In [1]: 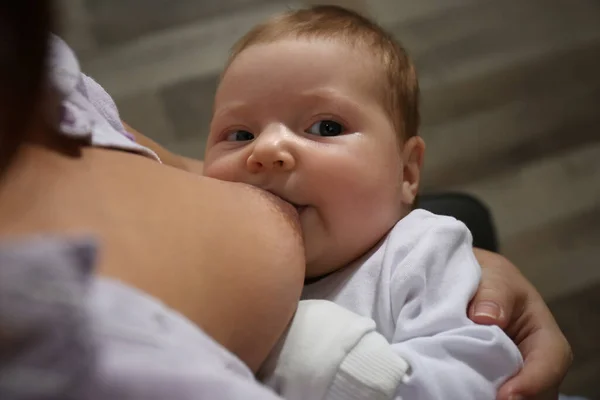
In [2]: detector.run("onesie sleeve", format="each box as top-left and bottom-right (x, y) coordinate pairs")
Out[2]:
(388, 217), (523, 399)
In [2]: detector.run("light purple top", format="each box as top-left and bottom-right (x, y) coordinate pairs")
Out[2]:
(48, 35), (161, 162)
(0, 237), (283, 399)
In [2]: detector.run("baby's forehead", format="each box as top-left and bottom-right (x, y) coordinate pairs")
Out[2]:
(223, 37), (386, 89)
(221, 41), (383, 105)
(216, 36), (402, 134)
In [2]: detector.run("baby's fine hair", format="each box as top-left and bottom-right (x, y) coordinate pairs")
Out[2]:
(225, 5), (420, 141)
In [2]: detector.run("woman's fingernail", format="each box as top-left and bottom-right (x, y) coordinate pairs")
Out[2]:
(473, 301), (501, 320)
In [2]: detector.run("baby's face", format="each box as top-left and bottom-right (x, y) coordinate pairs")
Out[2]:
(204, 38), (417, 277)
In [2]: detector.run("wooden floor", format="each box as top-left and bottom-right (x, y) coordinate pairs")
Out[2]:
(60, 0), (600, 397)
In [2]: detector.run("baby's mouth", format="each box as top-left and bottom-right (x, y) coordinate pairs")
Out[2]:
(290, 203), (307, 214)
(259, 191), (301, 223)
(264, 190), (307, 215)
(293, 204), (307, 214)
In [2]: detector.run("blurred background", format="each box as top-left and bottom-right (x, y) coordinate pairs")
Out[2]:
(58, 0), (600, 396)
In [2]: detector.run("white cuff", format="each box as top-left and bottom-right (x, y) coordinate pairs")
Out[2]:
(260, 300), (411, 400)
(327, 330), (410, 400)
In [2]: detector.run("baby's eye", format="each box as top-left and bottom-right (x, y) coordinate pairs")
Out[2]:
(305, 120), (345, 137)
(226, 130), (255, 142)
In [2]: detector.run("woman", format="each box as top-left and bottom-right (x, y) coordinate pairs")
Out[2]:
(1, 4), (304, 399)
(0, 2), (570, 399)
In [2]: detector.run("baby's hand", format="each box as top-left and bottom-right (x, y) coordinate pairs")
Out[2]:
(259, 300), (409, 400)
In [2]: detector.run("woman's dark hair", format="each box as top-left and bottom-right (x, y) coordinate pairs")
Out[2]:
(0, 1), (53, 174)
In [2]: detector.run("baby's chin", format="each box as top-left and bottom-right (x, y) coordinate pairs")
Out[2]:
(303, 246), (348, 281)
(301, 221), (349, 279)
(303, 227), (387, 281)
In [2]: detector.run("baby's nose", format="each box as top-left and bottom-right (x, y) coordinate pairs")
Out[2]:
(247, 127), (296, 173)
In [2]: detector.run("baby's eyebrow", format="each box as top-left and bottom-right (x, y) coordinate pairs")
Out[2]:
(299, 88), (360, 105)
(212, 101), (248, 120)
(298, 89), (365, 115)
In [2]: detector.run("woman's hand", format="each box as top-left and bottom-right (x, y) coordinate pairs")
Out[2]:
(471, 248), (572, 400)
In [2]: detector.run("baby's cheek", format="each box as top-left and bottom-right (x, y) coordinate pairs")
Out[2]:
(201, 161), (221, 179)
(202, 156), (240, 182)
(346, 174), (402, 232)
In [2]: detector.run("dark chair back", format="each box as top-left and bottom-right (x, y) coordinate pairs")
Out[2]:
(418, 193), (498, 252)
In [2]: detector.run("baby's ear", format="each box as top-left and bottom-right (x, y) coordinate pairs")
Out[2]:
(401, 136), (425, 206)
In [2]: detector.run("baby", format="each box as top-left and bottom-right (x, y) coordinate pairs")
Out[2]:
(203, 5), (522, 399)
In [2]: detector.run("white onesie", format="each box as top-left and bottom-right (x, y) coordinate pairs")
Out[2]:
(265, 210), (523, 400)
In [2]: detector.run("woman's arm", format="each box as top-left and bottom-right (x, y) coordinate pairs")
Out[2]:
(471, 249), (572, 400)
(122, 121), (205, 174)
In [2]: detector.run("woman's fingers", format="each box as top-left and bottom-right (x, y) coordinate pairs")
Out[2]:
(469, 249), (522, 329)
(497, 334), (570, 400)
(471, 248), (572, 400)
(497, 299), (572, 400)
